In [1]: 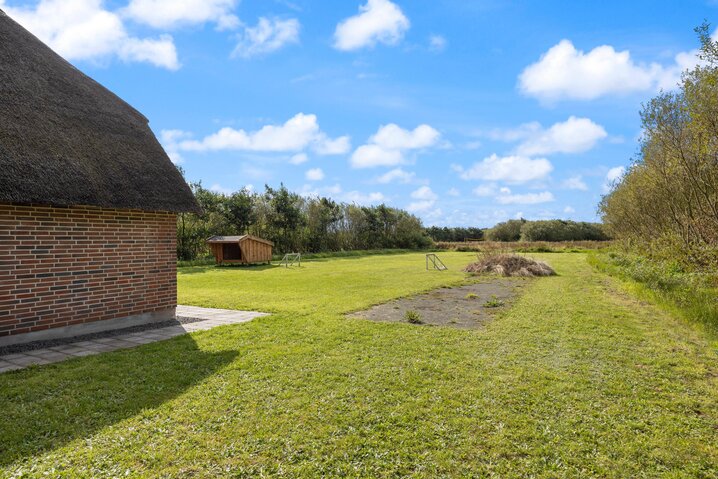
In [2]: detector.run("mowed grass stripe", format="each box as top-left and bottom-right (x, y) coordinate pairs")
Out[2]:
(0, 253), (716, 477)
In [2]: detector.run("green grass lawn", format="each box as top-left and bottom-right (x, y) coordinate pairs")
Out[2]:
(1, 252), (717, 477)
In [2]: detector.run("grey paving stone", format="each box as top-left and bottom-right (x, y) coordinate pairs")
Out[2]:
(2, 306), (267, 371)
(6, 355), (51, 367)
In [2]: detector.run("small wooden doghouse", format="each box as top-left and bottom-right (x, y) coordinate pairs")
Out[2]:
(207, 235), (274, 265)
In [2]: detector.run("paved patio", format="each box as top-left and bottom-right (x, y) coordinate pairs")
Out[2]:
(0, 306), (268, 373)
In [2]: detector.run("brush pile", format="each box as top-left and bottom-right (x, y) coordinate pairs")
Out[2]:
(464, 253), (556, 277)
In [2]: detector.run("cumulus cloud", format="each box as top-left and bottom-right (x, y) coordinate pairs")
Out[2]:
(232, 17), (300, 58)
(517, 117), (607, 156)
(407, 186), (438, 213)
(369, 123), (440, 150)
(603, 165), (626, 192)
(334, 0), (409, 51)
(562, 175), (588, 191)
(564, 206), (576, 214)
(2, 0), (179, 69)
(313, 135), (352, 155)
(447, 187), (460, 197)
(489, 117), (607, 156)
(160, 129), (193, 164)
(496, 191), (555, 205)
(350, 145), (405, 168)
(606, 166), (626, 182)
(410, 186), (437, 201)
(454, 154), (553, 183)
(124, 0), (239, 29)
(178, 113), (349, 155)
(350, 123), (441, 168)
(305, 168), (325, 181)
(375, 168), (416, 184)
(519, 39), (703, 101)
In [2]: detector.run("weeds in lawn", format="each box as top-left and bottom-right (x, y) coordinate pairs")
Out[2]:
(483, 295), (505, 308)
(465, 293), (479, 300)
(404, 310), (423, 324)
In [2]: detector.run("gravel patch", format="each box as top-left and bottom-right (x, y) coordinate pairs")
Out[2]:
(347, 279), (531, 329)
(0, 316), (206, 356)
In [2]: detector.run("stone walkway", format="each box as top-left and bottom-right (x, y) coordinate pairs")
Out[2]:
(0, 306), (268, 373)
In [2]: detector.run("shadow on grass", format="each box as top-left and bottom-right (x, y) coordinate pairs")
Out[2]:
(0, 334), (237, 468)
(178, 263), (281, 275)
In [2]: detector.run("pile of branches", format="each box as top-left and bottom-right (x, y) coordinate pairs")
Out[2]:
(464, 253), (555, 277)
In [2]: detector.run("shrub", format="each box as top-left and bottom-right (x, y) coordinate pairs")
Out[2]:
(404, 310), (423, 324)
(485, 219), (526, 242)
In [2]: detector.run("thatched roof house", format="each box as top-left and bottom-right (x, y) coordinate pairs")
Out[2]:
(0, 9), (199, 346)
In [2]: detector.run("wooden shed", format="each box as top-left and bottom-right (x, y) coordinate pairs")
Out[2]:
(207, 235), (274, 265)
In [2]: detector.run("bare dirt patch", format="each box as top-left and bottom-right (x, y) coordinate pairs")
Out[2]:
(347, 278), (531, 329)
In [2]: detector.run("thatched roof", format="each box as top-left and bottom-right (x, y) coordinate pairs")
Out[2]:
(207, 235), (274, 246)
(0, 9), (200, 213)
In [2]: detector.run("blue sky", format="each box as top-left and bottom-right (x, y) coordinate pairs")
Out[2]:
(3, 0), (716, 226)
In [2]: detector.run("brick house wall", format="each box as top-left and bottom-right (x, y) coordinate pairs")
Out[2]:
(0, 203), (177, 339)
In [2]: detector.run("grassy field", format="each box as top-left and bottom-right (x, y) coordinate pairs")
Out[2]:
(1, 252), (717, 477)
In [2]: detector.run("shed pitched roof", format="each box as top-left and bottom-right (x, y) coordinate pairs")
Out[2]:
(0, 9), (200, 213)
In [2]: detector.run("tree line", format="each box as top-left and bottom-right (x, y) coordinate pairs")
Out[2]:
(176, 182), (432, 260)
(484, 219), (609, 242)
(600, 24), (718, 271)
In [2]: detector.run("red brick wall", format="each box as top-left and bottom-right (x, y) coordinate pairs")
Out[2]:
(0, 204), (177, 338)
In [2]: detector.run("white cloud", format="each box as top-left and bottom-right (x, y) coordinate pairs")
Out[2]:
(375, 168), (416, 184)
(179, 113), (348, 155)
(232, 17), (300, 58)
(289, 153), (309, 165)
(344, 191), (386, 204)
(124, 0), (239, 29)
(454, 154), (553, 183)
(496, 191), (555, 205)
(350, 123), (441, 168)
(2, 0), (179, 69)
(603, 165), (626, 192)
(519, 39), (703, 101)
(429, 34), (446, 52)
(606, 166), (626, 182)
(333, 0), (409, 51)
(564, 206), (576, 214)
(314, 135), (352, 155)
(161, 129), (193, 164)
(350, 144), (404, 168)
(563, 175), (588, 191)
(407, 186), (437, 213)
(370, 123), (440, 150)
(488, 117), (607, 156)
(305, 168), (325, 181)
(515, 117), (607, 156)
(447, 187), (460, 197)
(410, 186), (437, 201)
(407, 200), (435, 213)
